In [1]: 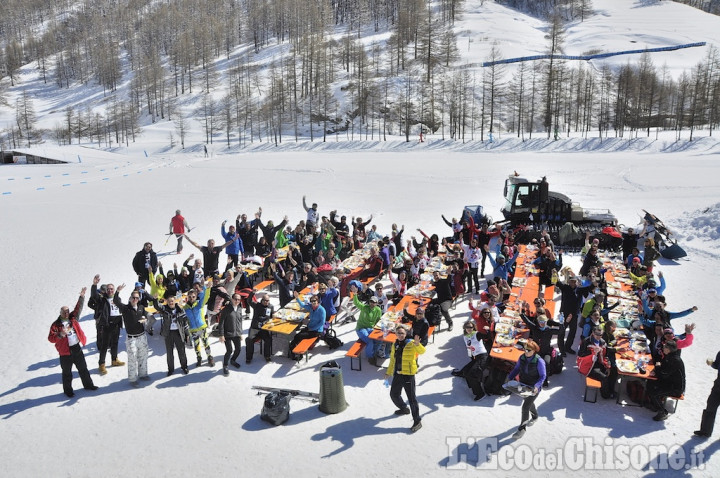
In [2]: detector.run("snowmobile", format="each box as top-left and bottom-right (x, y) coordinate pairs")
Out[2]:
(641, 210), (687, 260)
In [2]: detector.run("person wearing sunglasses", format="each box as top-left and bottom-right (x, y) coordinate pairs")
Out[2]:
(451, 321), (489, 401)
(48, 287), (98, 398)
(113, 284), (151, 387)
(385, 325), (426, 433)
(289, 292), (327, 361)
(506, 339), (546, 439)
(245, 293), (275, 364)
(648, 340), (685, 421)
(577, 326), (615, 399)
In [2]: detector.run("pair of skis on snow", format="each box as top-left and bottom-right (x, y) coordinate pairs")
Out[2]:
(251, 385), (319, 402)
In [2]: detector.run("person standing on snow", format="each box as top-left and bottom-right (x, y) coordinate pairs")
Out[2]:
(220, 220), (244, 271)
(302, 196), (319, 234)
(506, 339), (546, 439)
(88, 274), (125, 376)
(385, 325), (426, 433)
(184, 234), (238, 279)
(184, 285), (214, 368)
(48, 288), (99, 398)
(170, 210), (189, 254)
(113, 284), (151, 387)
(695, 350), (720, 438)
(132, 242), (158, 287)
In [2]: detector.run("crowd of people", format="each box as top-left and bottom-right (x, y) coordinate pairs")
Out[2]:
(49, 200), (714, 438)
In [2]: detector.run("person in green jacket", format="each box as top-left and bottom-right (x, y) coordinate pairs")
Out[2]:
(385, 325), (426, 432)
(351, 286), (383, 364)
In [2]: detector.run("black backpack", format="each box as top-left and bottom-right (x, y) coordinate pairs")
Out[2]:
(548, 348), (564, 375)
(425, 304), (442, 326)
(322, 329), (344, 350)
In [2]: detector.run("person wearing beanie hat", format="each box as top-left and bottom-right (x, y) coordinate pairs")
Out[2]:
(648, 339), (686, 421)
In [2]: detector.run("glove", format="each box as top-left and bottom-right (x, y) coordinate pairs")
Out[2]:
(383, 377), (390, 388)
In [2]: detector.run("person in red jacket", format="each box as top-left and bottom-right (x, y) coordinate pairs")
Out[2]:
(170, 209), (189, 253)
(48, 288), (99, 398)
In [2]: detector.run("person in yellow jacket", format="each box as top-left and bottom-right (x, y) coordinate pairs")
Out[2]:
(146, 266), (167, 335)
(385, 325), (425, 432)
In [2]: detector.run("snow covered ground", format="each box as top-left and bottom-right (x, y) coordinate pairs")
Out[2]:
(1, 140), (719, 477)
(1, 0), (720, 476)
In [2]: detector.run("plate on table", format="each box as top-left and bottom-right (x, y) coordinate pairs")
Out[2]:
(616, 359), (639, 374)
(632, 342), (649, 353)
(613, 328), (630, 338)
(496, 335), (514, 347)
(492, 348), (503, 353)
(495, 323), (512, 335)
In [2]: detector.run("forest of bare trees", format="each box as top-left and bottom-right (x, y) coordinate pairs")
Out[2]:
(0, 0), (719, 149)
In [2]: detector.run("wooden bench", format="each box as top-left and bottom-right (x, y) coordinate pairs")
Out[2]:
(665, 394), (685, 413)
(584, 377), (602, 403)
(346, 340), (366, 371)
(292, 337), (320, 363)
(253, 280), (275, 292)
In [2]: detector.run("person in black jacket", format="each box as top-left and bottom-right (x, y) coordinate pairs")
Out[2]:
(219, 293), (244, 375)
(153, 294), (189, 376)
(579, 246), (602, 277)
(88, 274), (125, 375)
(695, 350), (720, 438)
(237, 217), (259, 256)
(431, 271), (454, 331)
(621, 228), (640, 262)
(533, 249), (562, 289)
(271, 263), (296, 307)
(329, 210), (350, 237)
(401, 307), (429, 346)
(257, 216), (288, 243)
(113, 285), (150, 386)
(132, 242), (158, 286)
(648, 340), (686, 421)
(245, 293), (274, 363)
(555, 275), (593, 356)
(185, 235), (237, 278)
(519, 312), (560, 383)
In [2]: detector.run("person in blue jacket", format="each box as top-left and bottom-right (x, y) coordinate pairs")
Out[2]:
(318, 282), (339, 318)
(221, 220), (244, 271)
(484, 242), (518, 281)
(507, 339), (546, 439)
(288, 291), (327, 361)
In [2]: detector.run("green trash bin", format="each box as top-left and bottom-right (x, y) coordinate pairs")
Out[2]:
(319, 361), (348, 414)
